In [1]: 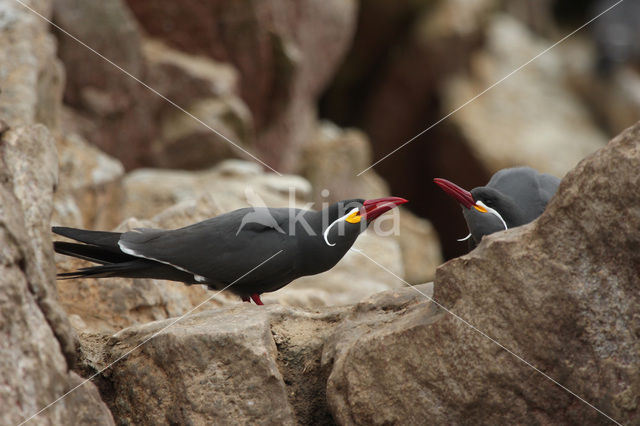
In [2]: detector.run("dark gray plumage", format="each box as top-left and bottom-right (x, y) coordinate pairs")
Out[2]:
(434, 167), (560, 248)
(53, 197), (407, 304)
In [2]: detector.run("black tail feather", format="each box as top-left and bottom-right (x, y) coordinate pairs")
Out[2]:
(54, 241), (134, 264)
(56, 261), (153, 279)
(56, 259), (199, 283)
(53, 226), (199, 283)
(52, 226), (123, 253)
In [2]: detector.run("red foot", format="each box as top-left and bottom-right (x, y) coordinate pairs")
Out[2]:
(242, 296), (250, 303)
(250, 293), (264, 305)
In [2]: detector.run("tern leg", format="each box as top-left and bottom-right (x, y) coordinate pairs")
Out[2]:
(250, 294), (264, 305)
(242, 296), (250, 303)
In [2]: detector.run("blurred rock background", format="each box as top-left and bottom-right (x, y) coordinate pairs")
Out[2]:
(1, 0), (639, 424)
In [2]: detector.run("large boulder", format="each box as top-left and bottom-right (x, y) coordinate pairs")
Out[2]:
(99, 307), (296, 425)
(325, 123), (640, 424)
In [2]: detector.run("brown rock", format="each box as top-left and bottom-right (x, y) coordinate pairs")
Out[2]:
(302, 121), (389, 206)
(80, 284), (434, 425)
(397, 209), (442, 284)
(101, 307), (296, 425)
(325, 122), (640, 424)
(0, 0), (64, 130)
(53, 0), (158, 169)
(126, 0), (358, 171)
(443, 14), (607, 177)
(122, 160), (312, 222)
(53, 132), (125, 229)
(0, 123), (113, 424)
(143, 39), (255, 169)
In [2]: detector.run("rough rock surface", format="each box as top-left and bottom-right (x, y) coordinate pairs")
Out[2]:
(101, 308), (296, 425)
(0, 124), (114, 425)
(0, 1), (113, 422)
(53, 0), (156, 168)
(302, 121), (389, 206)
(0, 0), (64, 130)
(444, 14), (608, 177)
(80, 283), (435, 425)
(326, 123), (640, 424)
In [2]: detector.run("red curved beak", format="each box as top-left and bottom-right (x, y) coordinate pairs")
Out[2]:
(433, 178), (474, 209)
(361, 197), (408, 221)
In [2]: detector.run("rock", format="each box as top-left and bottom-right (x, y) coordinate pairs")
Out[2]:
(0, 123), (114, 425)
(99, 307), (296, 425)
(126, 0), (358, 171)
(54, 0), (259, 170)
(302, 121), (389, 206)
(443, 14), (608, 177)
(323, 284), (438, 425)
(0, 0), (64, 130)
(397, 210), (442, 284)
(81, 284), (435, 425)
(53, 0), (159, 169)
(122, 159), (312, 221)
(143, 39), (255, 169)
(326, 122), (640, 424)
(53, 132), (125, 229)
